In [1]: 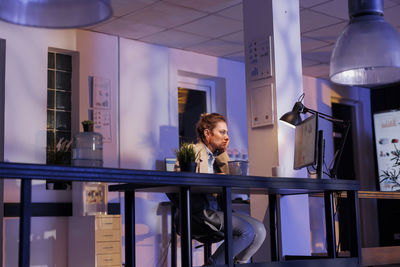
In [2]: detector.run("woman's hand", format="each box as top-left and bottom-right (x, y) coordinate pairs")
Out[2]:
(222, 137), (230, 152)
(217, 137), (229, 155)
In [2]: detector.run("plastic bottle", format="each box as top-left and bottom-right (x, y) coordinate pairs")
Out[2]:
(72, 132), (103, 167)
(72, 131), (106, 215)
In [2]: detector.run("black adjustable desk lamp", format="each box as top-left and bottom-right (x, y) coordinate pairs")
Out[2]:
(280, 95), (351, 179)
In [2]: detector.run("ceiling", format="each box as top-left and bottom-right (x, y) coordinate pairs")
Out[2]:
(86, 0), (400, 80)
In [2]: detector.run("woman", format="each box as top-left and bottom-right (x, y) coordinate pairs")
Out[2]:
(189, 113), (266, 265)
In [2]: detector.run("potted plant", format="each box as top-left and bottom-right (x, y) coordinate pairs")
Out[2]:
(175, 143), (198, 172)
(51, 137), (72, 165)
(81, 120), (94, 132)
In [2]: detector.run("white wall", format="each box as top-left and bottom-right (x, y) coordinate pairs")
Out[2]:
(2, 23), (76, 203)
(120, 39), (171, 171)
(243, 0), (311, 259)
(119, 38), (247, 171)
(76, 30), (119, 168)
(0, 21), (78, 267)
(0, 22), (249, 267)
(119, 37), (248, 266)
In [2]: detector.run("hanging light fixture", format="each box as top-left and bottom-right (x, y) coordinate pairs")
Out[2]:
(330, 0), (400, 87)
(0, 0), (112, 29)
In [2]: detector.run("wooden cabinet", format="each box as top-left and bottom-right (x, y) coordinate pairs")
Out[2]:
(68, 215), (122, 267)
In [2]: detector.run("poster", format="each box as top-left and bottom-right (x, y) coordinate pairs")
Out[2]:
(94, 110), (112, 143)
(247, 36), (272, 81)
(92, 77), (112, 143)
(374, 110), (400, 191)
(93, 77), (111, 109)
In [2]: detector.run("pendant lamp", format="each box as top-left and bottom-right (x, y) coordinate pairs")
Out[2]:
(330, 0), (400, 87)
(0, 0), (112, 28)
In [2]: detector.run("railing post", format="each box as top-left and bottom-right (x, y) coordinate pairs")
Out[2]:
(180, 187), (192, 267)
(19, 179), (31, 267)
(170, 205), (177, 267)
(223, 187), (233, 267)
(125, 191), (135, 267)
(269, 194), (283, 261)
(347, 191), (361, 262)
(324, 191), (336, 258)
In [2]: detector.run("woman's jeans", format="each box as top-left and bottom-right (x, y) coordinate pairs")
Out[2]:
(208, 211), (266, 264)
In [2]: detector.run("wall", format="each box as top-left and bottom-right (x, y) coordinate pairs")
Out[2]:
(76, 30), (119, 169)
(303, 75), (378, 251)
(0, 21), (77, 267)
(119, 37), (247, 266)
(243, 0), (311, 259)
(119, 39), (247, 172)
(0, 22), (248, 266)
(0, 18), (376, 266)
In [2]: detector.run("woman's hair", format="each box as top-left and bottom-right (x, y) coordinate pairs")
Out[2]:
(196, 113), (227, 143)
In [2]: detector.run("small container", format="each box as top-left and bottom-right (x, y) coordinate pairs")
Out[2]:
(72, 131), (107, 216)
(228, 160), (249, 176)
(72, 132), (103, 167)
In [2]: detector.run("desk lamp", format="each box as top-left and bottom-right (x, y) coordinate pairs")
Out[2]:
(280, 95), (351, 179)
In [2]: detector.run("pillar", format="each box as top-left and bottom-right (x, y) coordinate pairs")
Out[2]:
(243, 0), (311, 260)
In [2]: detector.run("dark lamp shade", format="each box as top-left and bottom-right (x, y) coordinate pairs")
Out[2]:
(279, 111), (302, 127)
(0, 0), (112, 28)
(330, 15), (400, 87)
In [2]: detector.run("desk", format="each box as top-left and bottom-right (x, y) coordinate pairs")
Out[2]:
(0, 162), (361, 267)
(109, 172), (361, 267)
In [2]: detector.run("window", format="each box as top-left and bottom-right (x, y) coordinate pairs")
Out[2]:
(46, 51), (73, 189)
(178, 80), (214, 145)
(47, 51), (72, 165)
(178, 87), (207, 144)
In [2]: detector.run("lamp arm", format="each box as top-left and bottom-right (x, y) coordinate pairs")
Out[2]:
(302, 104), (351, 179)
(303, 107), (346, 124)
(329, 121), (351, 179)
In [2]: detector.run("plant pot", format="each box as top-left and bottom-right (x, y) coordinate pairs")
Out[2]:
(179, 161), (197, 172)
(83, 124), (93, 132)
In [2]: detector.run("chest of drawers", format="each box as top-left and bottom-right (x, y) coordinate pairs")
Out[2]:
(68, 215), (122, 267)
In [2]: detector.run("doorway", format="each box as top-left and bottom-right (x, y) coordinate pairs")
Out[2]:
(331, 102), (356, 180)
(331, 102), (357, 253)
(178, 81), (213, 145)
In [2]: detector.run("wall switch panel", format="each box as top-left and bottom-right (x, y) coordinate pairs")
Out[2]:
(250, 84), (274, 128)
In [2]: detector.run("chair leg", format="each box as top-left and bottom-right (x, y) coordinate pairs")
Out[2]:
(171, 205), (177, 267)
(204, 242), (212, 264)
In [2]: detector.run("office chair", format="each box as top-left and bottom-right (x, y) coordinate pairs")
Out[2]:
(164, 159), (225, 265)
(191, 223), (225, 264)
(167, 193), (225, 266)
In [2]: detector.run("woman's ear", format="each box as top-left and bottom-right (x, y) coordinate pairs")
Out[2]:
(204, 129), (211, 142)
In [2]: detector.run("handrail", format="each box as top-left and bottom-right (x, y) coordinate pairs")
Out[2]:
(0, 161), (361, 267)
(0, 162), (360, 192)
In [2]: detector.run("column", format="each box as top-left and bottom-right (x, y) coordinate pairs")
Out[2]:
(243, 0), (311, 260)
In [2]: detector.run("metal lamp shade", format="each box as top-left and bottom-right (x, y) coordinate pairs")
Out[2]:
(279, 102), (304, 127)
(279, 111), (302, 128)
(0, 0), (112, 28)
(330, 1), (400, 87)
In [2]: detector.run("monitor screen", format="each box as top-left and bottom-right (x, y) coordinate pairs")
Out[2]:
(294, 114), (318, 170)
(373, 109), (400, 191)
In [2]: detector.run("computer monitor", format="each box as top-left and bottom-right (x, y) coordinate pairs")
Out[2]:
(294, 114), (318, 170)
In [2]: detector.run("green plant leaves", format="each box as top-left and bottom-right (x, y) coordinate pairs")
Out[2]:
(175, 143), (198, 163)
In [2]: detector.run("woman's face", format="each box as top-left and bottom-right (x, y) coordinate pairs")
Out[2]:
(205, 121), (229, 153)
